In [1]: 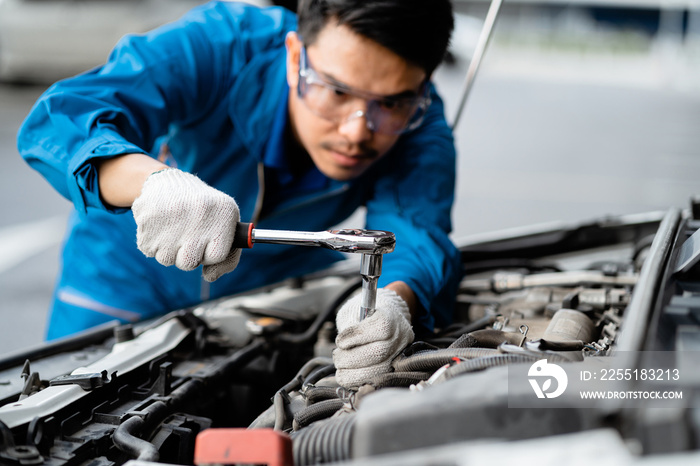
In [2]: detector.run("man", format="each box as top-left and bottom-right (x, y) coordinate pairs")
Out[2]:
(18, 0), (459, 388)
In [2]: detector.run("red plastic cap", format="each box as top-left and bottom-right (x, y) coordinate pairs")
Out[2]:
(194, 428), (293, 466)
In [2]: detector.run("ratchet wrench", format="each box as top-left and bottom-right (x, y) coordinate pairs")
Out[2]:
(231, 222), (395, 320)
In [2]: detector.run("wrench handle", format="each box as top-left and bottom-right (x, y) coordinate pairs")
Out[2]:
(233, 222), (254, 249)
(232, 222), (394, 257)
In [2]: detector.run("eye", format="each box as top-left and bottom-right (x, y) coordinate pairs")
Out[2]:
(379, 100), (397, 110)
(380, 99), (412, 112)
(333, 89), (348, 97)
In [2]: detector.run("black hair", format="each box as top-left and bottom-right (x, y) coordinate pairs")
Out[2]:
(297, 0), (454, 77)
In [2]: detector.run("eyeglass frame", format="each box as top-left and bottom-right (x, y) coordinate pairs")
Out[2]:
(296, 45), (432, 135)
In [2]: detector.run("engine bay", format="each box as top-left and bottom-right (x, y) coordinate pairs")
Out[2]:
(1, 207), (699, 465)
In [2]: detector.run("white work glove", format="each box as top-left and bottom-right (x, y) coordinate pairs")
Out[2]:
(132, 168), (241, 282)
(333, 288), (414, 388)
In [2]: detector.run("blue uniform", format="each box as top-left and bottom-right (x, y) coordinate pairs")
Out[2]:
(17, 1), (460, 339)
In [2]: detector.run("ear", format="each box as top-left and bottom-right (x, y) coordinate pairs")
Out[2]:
(285, 31), (302, 89)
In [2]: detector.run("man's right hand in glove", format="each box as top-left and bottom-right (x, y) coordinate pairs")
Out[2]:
(97, 154), (240, 282)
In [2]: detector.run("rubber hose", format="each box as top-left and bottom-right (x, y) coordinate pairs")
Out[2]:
(293, 398), (345, 430)
(278, 280), (362, 344)
(281, 360), (329, 397)
(273, 391), (287, 431)
(422, 337), (460, 347)
(465, 329), (524, 349)
(448, 333), (479, 348)
(536, 339), (585, 351)
(303, 364), (336, 386)
(292, 415), (356, 465)
(206, 339), (267, 386)
(271, 357), (335, 431)
(392, 348), (499, 372)
(112, 414), (160, 461)
(284, 357), (334, 393)
(366, 371), (432, 388)
(304, 386), (340, 403)
(113, 340), (266, 458)
(167, 378), (202, 409)
(435, 354), (538, 384)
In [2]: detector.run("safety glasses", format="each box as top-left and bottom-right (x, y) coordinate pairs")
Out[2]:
(297, 46), (431, 135)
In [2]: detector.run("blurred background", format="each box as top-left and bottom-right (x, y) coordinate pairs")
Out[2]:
(0, 0), (698, 353)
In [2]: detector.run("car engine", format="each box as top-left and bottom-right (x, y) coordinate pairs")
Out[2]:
(1, 206), (699, 465)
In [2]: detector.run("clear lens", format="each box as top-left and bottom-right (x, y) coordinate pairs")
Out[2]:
(298, 48), (429, 135)
(299, 76), (356, 121)
(367, 96), (429, 134)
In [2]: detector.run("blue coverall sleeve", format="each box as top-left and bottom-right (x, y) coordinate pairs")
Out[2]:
(17, 2), (293, 214)
(368, 85), (461, 331)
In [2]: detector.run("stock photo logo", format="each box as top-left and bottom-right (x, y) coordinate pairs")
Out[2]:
(528, 359), (568, 399)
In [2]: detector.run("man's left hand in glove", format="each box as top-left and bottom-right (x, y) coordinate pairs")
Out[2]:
(333, 285), (416, 389)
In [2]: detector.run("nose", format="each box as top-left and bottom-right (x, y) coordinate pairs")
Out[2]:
(338, 109), (373, 144)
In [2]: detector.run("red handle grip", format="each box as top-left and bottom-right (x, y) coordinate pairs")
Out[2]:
(233, 222), (254, 249)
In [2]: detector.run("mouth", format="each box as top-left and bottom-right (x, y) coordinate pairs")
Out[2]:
(331, 151), (364, 168)
(326, 147), (378, 169)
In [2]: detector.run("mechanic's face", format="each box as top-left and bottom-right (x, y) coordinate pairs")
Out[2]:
(286, 24), (427, 181)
